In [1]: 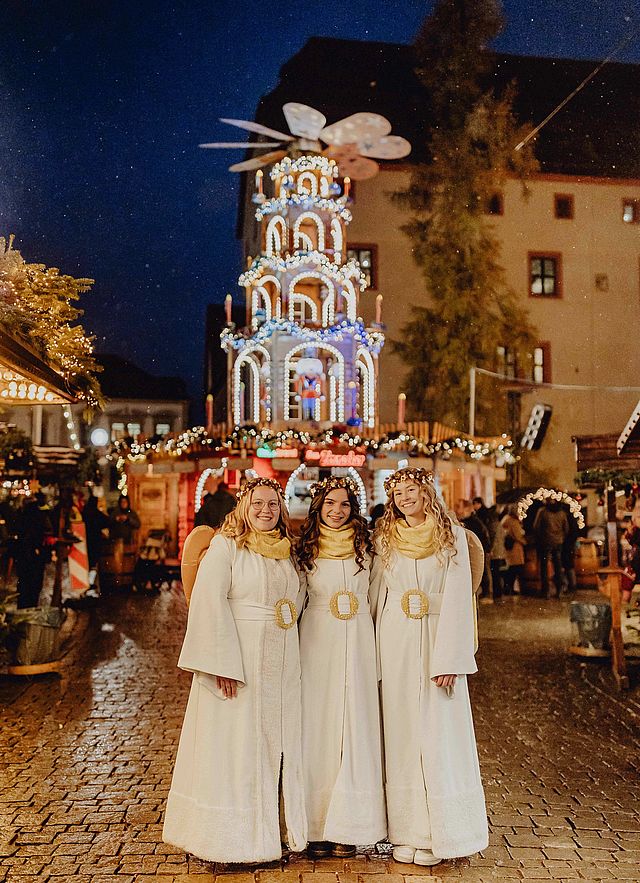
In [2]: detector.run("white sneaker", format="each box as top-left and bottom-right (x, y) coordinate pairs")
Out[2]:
(414, 848), (441, 866)
(392, 846), (416, 863)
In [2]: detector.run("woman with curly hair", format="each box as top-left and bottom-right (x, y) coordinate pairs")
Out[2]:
(372, 468), (487, 867)
(163, 478), (307, 863)
(296, 476), (386, 859)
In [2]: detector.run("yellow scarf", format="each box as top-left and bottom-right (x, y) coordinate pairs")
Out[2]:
(391, 516), (438, 559)
(317, 523), (355, 559)
(245, 529), (291, 560)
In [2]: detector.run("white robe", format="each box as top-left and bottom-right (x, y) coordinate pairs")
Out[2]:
(372, 525), (488, 858)
(163, 534), (307, 863)
(299, 556), (386, 844)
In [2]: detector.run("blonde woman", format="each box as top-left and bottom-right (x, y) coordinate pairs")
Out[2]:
(163, 478), (307, 863)
(296, 477), (386, 859)
(372, 468), (488, 866)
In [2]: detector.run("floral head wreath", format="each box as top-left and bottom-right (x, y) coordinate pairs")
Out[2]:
(309, 475), (359, 499)
(236, 477), (284, 502)
(383, 467), (434, 495)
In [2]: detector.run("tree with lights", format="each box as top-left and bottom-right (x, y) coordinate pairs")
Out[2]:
(393, 0), (538, 432)
(0, 235), (102, 407)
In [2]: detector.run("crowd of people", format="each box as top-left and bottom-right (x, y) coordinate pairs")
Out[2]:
(5, 490), (140, 608)
(163, 468), (489, 869)
(453, 495), (582, 602)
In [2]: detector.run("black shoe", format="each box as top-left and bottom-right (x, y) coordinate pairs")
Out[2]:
(308, 841), (332, 859)
(332, 843), (356, 858)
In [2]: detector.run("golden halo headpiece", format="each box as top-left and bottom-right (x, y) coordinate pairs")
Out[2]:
(236, 477), (284, 502)
(383, 467), (434, 495)
(309, 475), (359, 498)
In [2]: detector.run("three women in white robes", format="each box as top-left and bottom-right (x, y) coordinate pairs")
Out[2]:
(296, 476), (386, 858)
(163, 478), (307, 863)
(372, 467), (488, 866)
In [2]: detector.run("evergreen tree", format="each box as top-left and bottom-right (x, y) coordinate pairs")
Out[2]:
(393, 0), (538, 432)
(0, 235), (102, 407)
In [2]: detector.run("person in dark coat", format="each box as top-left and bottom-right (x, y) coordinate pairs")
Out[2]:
(194, 476), (236, 529)
(109, 494), (141, 544)
(455, 499), (493, 601)
(83, 494), (110, 594)
(533, 500), (569, 598)
(15, 493), (52, 609)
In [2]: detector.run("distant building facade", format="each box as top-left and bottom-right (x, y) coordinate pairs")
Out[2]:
(234, 38), (640, 486)
(4, 353), (190, 450)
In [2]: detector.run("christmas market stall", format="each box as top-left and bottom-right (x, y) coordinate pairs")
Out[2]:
(573, 407), (640, 689)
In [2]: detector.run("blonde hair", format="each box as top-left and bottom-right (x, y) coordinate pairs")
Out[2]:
(374, 479), (456, 565)
(219, 481), (294, 549)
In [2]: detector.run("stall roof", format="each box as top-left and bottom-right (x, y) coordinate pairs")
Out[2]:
(617, 399), (640, 457)
(0, 329), (75, 405)
(574, 433), (640, 473)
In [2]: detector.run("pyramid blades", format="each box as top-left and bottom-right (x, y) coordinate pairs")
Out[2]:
(320, 112), (391, 146)
(220, 118), (294, 141)
(283, 103), (327, 140)
(359, 135), (412, 159)
(199, 141), (283, 149)
(229, 150), (287, 172)
(323, 148), (379, 180)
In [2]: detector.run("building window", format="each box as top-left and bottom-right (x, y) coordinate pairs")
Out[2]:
(346, 245), (376, 289)
(496, 345), (516, 379)
(155, 423), (171, 436)
(622, 199), (640, 223)
(127, 422), (141, 439)
(532, 342), (551, 383)
(485, 193), (504, 216)
(529, 253), (561, 298)
(110, 422), (126, 441)
(554, 194), (574, 219)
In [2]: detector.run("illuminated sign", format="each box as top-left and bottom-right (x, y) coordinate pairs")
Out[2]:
(256, 446), (299, 459)
(305, 449), (366, 468)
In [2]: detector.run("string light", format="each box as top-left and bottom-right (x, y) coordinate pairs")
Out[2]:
(256, 195), (351, 223)
(517, 487), (585, 529)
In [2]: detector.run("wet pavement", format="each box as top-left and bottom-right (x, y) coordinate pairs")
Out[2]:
(1, 587), (640, 882)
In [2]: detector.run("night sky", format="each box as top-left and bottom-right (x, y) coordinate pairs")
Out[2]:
(1, 1), (639, 416)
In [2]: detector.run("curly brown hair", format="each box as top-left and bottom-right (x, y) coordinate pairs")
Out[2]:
(374, 479), (456, 565)
(296, 483), (373, 573)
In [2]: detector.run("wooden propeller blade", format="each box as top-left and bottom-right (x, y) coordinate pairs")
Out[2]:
(220, 118), (294, 141)
(199, 142), (283, 148)
(229, 150), (287, 172)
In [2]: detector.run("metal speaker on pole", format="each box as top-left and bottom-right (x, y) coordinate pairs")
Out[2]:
(520, 403), (553, 450)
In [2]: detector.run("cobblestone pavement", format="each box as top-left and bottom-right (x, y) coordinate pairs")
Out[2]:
(2, 588), (640, 883)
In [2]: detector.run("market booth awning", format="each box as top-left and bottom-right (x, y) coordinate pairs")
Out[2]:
(0, 329), (75, 405)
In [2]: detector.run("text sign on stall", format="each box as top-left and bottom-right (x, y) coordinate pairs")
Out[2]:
(305, 449), (366, 468)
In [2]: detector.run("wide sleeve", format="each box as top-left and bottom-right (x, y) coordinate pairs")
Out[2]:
(177, 534), (245, 687)
(430, 526), (478, 679)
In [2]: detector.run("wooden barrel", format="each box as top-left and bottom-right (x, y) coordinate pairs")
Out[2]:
(100, 539), (136, 588)
(522, 543), (554, 595)
(575, 539), (600, 589)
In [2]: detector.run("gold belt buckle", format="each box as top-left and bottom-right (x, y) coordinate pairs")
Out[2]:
(329, 589), (359, 620)
(275, 597), (297, 629)
(401, 589), (429, 619)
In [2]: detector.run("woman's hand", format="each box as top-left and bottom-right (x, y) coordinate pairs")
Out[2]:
(216, 676), (239, 699)
(432, 674), (457, 689)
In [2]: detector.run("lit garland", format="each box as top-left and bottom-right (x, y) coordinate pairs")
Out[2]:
(221, 318), (385, 356)
(270, 155), (338, 181)
(517, 487), (585, 529)
(63, 404), (81, 451)
(238, 252), (367, 291)
(256, 195), (351, 223)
